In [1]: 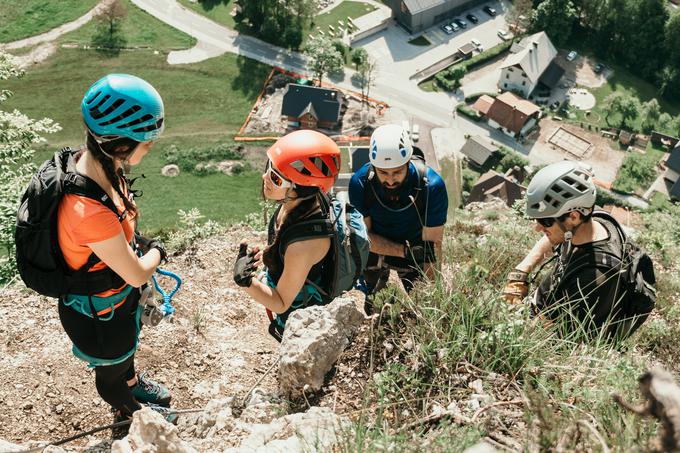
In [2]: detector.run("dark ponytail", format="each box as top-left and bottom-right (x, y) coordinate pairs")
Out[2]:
(262, 185), (322, 277)
(86, 130), (139, 217)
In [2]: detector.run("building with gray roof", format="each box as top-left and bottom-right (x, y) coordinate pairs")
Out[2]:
(386, 0), (485, 34)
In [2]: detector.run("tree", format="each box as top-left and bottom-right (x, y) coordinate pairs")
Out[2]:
(666, 11), (680, 71)
(0, 52), (60, 280)
(657, 112), (674, 135)
(304, 35), (344, 84)
(617, 95), (641, 129)
(449, 66), (467, 90)
(235, 0), (314, 49)
(506, 0), (533, 33)
(531, 0), (577, 47)
(626, 0), (668, 79)
(357, 57), (377, 110)
(601, 92), (625, 125)
(91, 0), (127, 56)
(350, 47), (368, 70)
(640, 99), (661, 133)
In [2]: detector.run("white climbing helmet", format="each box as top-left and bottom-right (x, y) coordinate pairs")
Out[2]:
(526, 161), (597, 219)
(369, 124), (413, 169)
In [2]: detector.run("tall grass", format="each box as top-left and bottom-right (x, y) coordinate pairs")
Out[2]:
(339, 207), (675, 451)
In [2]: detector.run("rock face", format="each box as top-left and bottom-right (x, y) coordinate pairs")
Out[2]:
(161, 164), (180, 177)
(278, 297), (365, 398)
(112, 407), (197, 453)
(226, 406), (347, 453)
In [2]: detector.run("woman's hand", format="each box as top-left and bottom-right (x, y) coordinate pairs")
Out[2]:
(233, 242), (259, 288)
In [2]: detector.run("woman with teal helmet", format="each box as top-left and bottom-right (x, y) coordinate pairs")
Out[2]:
(58, 74), (174, 436)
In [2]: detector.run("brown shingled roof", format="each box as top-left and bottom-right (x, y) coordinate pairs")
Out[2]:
(473, 95), (495, 115)
(485, 92), (540, 134)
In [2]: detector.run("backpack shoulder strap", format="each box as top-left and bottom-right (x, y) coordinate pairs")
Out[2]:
(63, 172), (126, 221)
(278, 218), (335, 258)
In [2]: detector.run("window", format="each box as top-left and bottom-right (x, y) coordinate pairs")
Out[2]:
(508, 67), (514, 72)
(522, 81), (526, 86)
(504, 83), (507, 88)
(522, 72), (527, 77)
(506, 74), (509, 79)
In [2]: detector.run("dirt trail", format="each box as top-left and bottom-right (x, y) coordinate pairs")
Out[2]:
(0, 227), (280, 448)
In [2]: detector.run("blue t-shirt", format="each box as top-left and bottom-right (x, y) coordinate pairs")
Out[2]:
(348, 162), (448, 243)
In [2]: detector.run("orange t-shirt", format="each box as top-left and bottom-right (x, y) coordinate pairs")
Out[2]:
(58, 187), (136, 297)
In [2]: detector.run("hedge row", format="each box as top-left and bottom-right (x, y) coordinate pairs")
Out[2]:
(456, 104), (483, 121)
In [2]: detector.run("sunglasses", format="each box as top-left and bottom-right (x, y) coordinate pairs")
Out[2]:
(265, 160), (292, 188)
(534, 213), (568, 228)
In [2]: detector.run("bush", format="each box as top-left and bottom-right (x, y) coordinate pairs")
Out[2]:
(464, 92), (498, 103)
(612, 152), (657, 194)
(456, 104), (482, 121)
(495, 145), (529, 173)
(166, 208), (222, 253)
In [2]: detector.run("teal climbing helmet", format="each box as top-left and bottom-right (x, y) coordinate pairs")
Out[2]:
(81, 74), (164, 142)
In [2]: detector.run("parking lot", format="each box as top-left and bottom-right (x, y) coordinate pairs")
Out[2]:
(353, 0), (510, 82)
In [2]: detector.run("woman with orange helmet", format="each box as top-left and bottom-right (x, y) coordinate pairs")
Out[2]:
(232, 130), (341, 341)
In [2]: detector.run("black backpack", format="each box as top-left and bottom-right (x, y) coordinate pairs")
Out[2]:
(559, 211), (656, 334)
(15, 147), (126, 298)
(363, 146), (429, 224)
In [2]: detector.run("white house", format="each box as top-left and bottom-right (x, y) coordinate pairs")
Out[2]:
(665, 144), (680, 200)
(498, 31), (564, 98)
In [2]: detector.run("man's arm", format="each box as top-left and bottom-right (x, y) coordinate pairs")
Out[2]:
(422, 225), (444, 277)
(516, 235), (553, 273)
(364, 217), (406, 258)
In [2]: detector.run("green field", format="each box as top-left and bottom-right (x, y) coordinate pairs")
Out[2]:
(62, 0), (196, 50)
(0, 0), (99, 43)
(177, 0), (238, 30)
(311, 1), (376, 45)
(3, 0), (273, 233)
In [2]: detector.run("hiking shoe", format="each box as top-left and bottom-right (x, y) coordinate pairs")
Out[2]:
(146, 403), (179, 425)
(130, 372), (172, 406)
(112, 411), (132, 440)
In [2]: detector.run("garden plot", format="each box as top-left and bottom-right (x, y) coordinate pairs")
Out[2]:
(549, 127), (592, 158)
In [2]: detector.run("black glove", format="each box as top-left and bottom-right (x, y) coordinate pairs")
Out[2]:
(233, 243), (257, 288)
(404, 240), (437, 264)
(135, 232), (167, 264)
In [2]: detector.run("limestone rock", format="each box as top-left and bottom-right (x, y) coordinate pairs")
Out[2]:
(112, 407), (197, 453)
(0, 439), (24, 452)
(227, 406), (348, 453)
(161, 164), (180, 177)
(179, 398), (236, 439)
(464, 441), (498, 453)
(278, 298), (365, 398)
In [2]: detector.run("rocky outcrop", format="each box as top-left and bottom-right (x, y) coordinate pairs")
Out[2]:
(112, 408), (197, 453)
(161, 164), (180, 177)
(278, 297), (365, 399)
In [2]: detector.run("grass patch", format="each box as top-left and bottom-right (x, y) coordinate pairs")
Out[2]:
(408, 35), (431, 46)
(310, 1), (376, 45)
(612, 152), (658, 195)
(573, 62), (680, 134)
(61, 0), (196, 50)
(177, 0), (238, 30)
(0, 0), (99, 43)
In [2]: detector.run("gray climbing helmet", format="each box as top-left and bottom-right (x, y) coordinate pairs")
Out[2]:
(526, 161), (596, 219)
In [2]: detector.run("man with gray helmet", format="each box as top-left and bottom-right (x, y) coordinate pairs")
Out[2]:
(349, 124), (448, 314)
(503, 161), (654, 339)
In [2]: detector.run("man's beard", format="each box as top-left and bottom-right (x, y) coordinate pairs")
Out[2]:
(382, 182), (403, 207)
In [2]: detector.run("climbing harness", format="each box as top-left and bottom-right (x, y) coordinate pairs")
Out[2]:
(140, 268), (182, 327)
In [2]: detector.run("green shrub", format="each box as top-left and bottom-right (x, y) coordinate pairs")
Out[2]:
(456, 104), (482, 121)
(612, 152), (657, 194)
(463, 92), (498, 103)
(166, 208), (222, 253)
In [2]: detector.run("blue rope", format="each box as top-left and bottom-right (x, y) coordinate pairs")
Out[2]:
(152, 267), (182, 317)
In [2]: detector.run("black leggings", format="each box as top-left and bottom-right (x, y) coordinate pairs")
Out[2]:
(58, 289), (142, 415)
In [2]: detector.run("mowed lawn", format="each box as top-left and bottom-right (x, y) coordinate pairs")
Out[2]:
(3, 1), (273, 233)
(0, 0), (98, 43)
(62, 0), (196, 49)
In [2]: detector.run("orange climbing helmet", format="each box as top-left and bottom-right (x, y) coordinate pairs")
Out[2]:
(266, 130), (341, 192)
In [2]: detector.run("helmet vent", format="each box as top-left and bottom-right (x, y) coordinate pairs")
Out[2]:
(101, 105), (142, 127)
(132, 118), (163, 133)
(86, 91), (102, 105)
(88, 94), (111, 118)
(93, 97), (124, 120)
(544, 194), (554, 204)
(115, 111), (152, 129)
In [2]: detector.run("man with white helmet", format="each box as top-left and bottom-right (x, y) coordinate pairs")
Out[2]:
(503, 160), (654, 339)
(349, 124), (448, 313)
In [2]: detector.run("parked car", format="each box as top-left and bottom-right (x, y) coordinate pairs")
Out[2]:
(471, 38), (483, 51)
(566, 50), (578, 61)
(441, 24), (454, 34)
(497, 29), (510, 40)
(402, 120), (411, 136)
(411, 124), (420, 142)
(484, 6), (497, 16)
(466, 13), (479, 23)
(594, 63), (605, 74)
(450, 22), (460, 32)
(454, 18), (467, 29)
